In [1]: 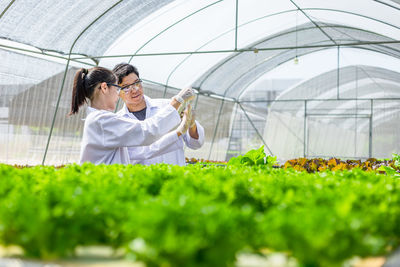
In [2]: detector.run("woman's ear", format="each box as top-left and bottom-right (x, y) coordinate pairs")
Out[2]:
(100, 82), (108, 94)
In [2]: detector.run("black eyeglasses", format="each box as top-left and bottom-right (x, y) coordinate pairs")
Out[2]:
(106, 83), (123, 94)
(120, 79), (143, 93)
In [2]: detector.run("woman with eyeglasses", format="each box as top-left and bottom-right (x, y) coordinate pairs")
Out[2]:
(113, 63), (204, 166)
(70, 67), (194, 164)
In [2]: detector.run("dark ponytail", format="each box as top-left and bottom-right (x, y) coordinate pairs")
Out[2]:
(69, 67), (116, 115)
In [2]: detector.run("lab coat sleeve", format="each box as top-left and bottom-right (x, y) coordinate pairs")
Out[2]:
(128, 131), (181, 161)
(183, 120), (205, 149)
(99, 104), (180, 148)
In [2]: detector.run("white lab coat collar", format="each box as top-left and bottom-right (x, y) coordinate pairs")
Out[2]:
(85, 106), (114, 121)
(86, 106), (97, 115)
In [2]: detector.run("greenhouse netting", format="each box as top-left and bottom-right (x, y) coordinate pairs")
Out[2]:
(1, 0), (400, 164)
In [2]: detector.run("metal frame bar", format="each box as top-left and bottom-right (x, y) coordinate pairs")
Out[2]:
(42, 1), (123, 165)
(374, 0), (400, 11)
(304, 154), (373, 160)
(289, 0), (337, 45)
(0, 43), (97, 67)
(240, 97), (400, 103)
(73, 40), (400, 59)
(0, 39), (100, 65)
(234, 0), (239, 51)
(0, 0), (16, 20)
(355, 66), (359, 155)
(304, 100), (307, 157)
(208, 100), (225, 160)
(369, 99), (374, 157)
(337, 46), (340, 99)
(225, 103), (239, 160)
(306, 114), (371, 117)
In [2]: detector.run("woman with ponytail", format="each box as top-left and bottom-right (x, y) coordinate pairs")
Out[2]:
(70, 67), (194, 164)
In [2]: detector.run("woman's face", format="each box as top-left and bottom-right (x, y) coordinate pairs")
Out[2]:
(118, 73), (145, 107)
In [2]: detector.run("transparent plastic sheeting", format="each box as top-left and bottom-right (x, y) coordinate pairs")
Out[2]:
(102, 0), (400, 92)
(192, 24), (400, 100)
(1, 0), (400, 94)
(263, 100), (400, 161)
(225, 103), (266, 161)
(0, 49), (88, 165)
(262, 65), (400, 161)
(0, 52), (231, 164)
(0, 0), (174, 56)
(1, 0), (400, 164)
(276, 65), (400, 101)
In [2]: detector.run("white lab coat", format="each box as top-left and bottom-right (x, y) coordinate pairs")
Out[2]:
(117, 96), (205, 166)
(79, 104), (180, 165)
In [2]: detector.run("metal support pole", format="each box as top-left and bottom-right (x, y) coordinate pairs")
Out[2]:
(354, 67), (358, 157)
(238, 102), (273, 155)
(225, 103), (238, 161)
(337, 46), (340, 99)
(162, 84), (168, 98)
(234, 0), (238, 51)
(303, 100), (307, 157)
(0, 0), (16, 19)
(369, 99), (373, 158)
(208, 100), (225, 160)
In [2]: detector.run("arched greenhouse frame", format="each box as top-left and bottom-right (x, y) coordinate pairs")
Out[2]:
(1, 0), (400, 165)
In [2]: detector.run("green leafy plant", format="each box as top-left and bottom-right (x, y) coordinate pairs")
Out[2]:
(377, 153), (400, 177)
(1, 160), (400, 266)
(228, 146), (277, 167)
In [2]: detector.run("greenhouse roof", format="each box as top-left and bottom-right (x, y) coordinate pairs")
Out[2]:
(1, 0), (400, 100)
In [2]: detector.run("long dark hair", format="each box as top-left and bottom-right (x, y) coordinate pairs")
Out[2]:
(112, 63), (139, 84)
(69, 67), (116, 115)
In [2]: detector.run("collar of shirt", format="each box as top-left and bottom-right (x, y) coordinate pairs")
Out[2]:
(87, 106), (97, 115)
(83, 106), (99, 121)
(121, 95), (157, 120)
(83, 106), (113, 122)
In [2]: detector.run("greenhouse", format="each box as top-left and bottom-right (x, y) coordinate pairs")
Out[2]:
(0, 0), (399, 165)
(1, 0), (400, 266)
